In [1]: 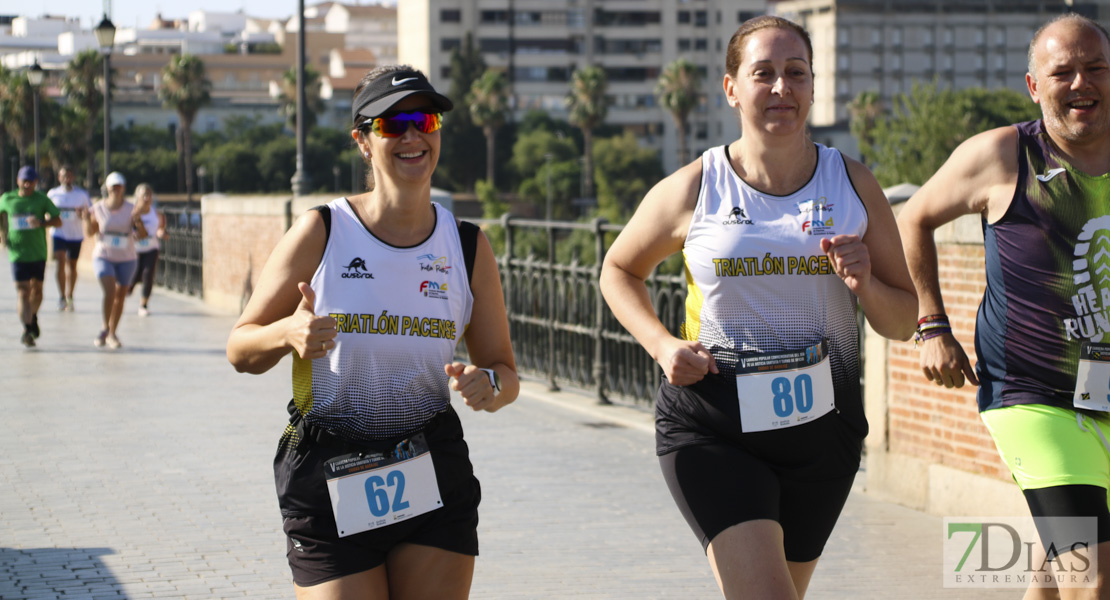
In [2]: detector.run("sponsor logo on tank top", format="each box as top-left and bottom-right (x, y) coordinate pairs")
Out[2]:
(341, 257), (375, 279)
(420, 280), (449, 300)
(795, 196), (834, 214)
(417, 253), (453, 274)
(1064, 216), (1110, 340)
(1035, 167), (1066, 183)
(722, 206), (754, 226)
(802, 218), (836, 236)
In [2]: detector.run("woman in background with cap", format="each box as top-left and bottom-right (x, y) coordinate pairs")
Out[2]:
(83, 171), (146, 349)
(227, 65), (518, 599)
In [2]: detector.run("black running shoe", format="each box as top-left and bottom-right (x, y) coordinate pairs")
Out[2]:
(30, 314), (40, 338)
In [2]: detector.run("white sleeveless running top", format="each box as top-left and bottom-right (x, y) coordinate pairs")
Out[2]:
(293, 198), (474, 441)
(681, 144), (867, 380)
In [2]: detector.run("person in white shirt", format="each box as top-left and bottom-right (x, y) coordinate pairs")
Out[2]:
(46, 165), (91, 312)
(129, 183), (167, 317)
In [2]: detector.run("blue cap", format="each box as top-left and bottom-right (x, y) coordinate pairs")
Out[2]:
(17, 165), (37, 181)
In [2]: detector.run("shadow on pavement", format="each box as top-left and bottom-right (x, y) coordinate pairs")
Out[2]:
(0, 547), (119, 599)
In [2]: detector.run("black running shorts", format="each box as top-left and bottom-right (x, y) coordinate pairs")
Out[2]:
(655, 373), (864, 562)
(274, 405), (481, 587)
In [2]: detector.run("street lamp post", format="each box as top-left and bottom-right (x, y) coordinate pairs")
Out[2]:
(95, 15), (116, 186)
(197, 165), (207, 196)
(27, 62), (44, 179)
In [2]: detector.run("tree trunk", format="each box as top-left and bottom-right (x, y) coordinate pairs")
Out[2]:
(484, 125), (496, 188)
(183, 114), (195, 202)
(676, 117), (689, 168)
(583, 128), (594, 201)
(84, 127), (96, 193)
(175, 123), (185, 194)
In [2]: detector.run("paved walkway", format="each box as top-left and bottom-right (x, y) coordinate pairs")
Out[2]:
(0, 257), (1014, 598)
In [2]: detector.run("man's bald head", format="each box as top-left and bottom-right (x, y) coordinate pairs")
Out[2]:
(1028, 13), (1110, 81)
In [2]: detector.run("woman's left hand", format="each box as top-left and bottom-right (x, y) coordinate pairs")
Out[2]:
(445, 362), (500, 412)
(820, 234), (871, 295)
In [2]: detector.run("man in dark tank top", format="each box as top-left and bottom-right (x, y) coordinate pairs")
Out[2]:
(899, 13), (1110, 598)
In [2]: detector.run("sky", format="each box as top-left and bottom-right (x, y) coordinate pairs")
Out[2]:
(29, 0), (395, 31)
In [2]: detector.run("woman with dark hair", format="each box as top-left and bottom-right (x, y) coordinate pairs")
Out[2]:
(227, 65), (518, 599)
(600, 16), (917, 599)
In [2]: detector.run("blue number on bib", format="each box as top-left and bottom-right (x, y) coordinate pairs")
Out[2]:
(771, 377), (793, 417)
(366, 475), (389, 516)
(365, 470), (410, 516)
(795, 374), (813, 413)
(770, 374), (815, 418)
(387, 470), (410, 511)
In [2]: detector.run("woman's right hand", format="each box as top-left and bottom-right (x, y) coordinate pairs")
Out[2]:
(286, 282), (337, 360)
(655, 336), (718, 386)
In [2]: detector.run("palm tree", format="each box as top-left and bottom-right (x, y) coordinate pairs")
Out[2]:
(276, 65), (324, 131)
(656, 58), (702, 168)
(61, 50), (106, 191)
(566, 65), (608, 201)
(467, 70), (511, 188)
(44, 103), (86, 174)
(0, 66), (14, 190)
(1, 72), (37, 168)
(159, 54), (211, 198)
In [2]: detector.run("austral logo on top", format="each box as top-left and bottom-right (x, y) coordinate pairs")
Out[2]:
(341, 257), (375, 279)
(722, 206), (754, 226)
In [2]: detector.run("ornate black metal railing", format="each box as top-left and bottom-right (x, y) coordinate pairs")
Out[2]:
(471, 215), (685, 407)
(157, 205), (204, 297)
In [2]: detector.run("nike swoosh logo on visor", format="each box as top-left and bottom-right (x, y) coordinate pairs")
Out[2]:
(1035, 167), (1066, 182)
(392, 76), (418, 86)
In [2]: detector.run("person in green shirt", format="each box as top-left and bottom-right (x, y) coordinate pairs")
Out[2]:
(0, 166), (62, 347)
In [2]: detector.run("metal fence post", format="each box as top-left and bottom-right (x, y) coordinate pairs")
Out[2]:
(546, 217), (560, 392)
(592, 217), (609, 404)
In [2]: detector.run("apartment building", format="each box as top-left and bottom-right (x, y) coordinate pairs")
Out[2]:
(771, 0), (1110, 153)
(398, 0), (765, 174)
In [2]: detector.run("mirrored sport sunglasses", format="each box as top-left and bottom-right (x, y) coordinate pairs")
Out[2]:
(364, 111), (443, 138)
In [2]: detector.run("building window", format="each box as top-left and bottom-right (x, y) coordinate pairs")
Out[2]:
(440, 9), (461, 23)
(694, 11), (708, 27)
(738, 11), (758, 23)
(441, 38), (461, 52)
(923, 27), (933, 46)
(678, 38), (691, 51)
(678, 11), (691, 24)
(838, 54), (849, 70)
(694, 39), (707, 51)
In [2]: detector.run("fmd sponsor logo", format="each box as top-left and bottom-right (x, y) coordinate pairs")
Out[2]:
(419, 280), (449, 300)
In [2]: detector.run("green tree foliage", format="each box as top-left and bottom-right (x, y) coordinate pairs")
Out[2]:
(511, 127), (580, 220)
(0, 66), (14, 190)
(656, 58), (702, 167)
(856, 82), (1041, 186)
(159, 54), (212, 197)
(436, 33), (486, 193)
(566, 65), (608, 201)
(43, 103), (86, 180)
(5, 74), (37, 166)
(277, 64), (325, 131)
(593, 132), (663, 221)
(467, 70), (511, 188)
(60, 50), (106, 190)
(109, 147), (178, 192)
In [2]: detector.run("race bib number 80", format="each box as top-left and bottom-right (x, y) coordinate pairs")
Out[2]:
(736, 341), (836, 433)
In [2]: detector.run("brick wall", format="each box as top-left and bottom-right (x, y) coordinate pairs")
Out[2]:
(886, 243), (1011, 482)
(865, 213), (1027, 516)
(201, 195), (333, 314)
